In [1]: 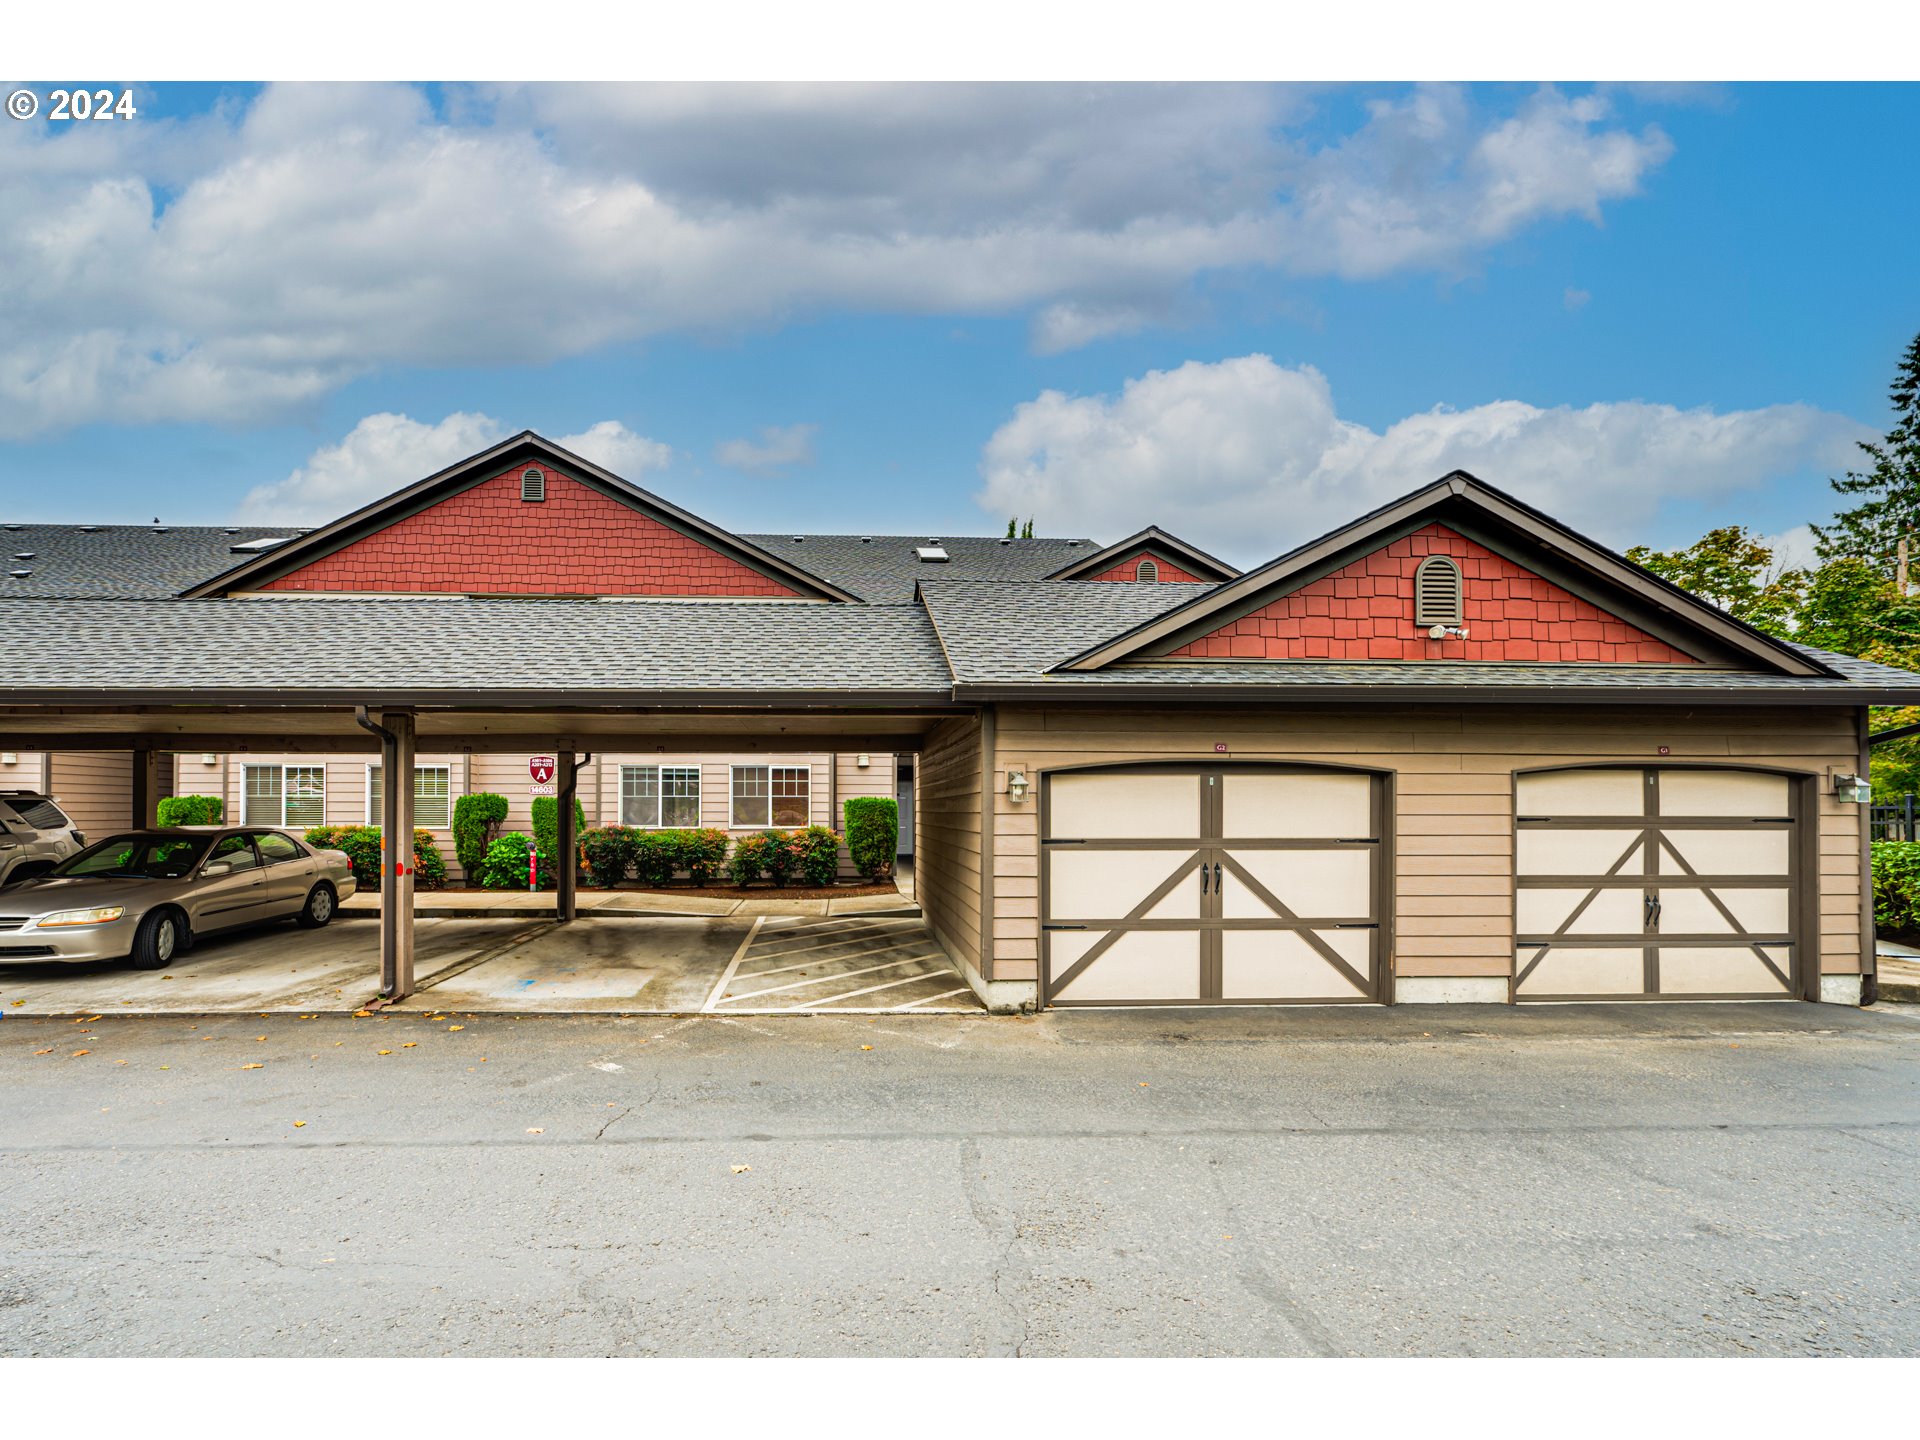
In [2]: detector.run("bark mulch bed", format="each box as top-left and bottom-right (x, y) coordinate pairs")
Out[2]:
(435, 882), (902, 901)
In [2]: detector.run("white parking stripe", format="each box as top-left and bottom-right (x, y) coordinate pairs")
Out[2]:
(733, 937), (938, 981)
(781, 972), (953, 1010)
(889, 987), (973, 1010)
(700, 915), (766, 1012)
(739, 928), (897, 961)
(718, 953), (945, 1004)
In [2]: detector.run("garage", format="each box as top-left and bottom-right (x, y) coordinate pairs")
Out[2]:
(1514, 766), (1807, 1001)
(1040, 764), (1385, 1006)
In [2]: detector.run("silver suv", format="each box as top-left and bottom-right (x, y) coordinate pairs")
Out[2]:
(0, 792), (86, 888)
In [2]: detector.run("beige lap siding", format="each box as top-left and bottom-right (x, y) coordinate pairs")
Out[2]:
(990, 704), (1866, 986)
(914, 717), (985, 980)
(833, 751), (896, 877)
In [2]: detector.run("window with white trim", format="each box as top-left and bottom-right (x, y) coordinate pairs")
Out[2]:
(621, 765), (701, 828)
(368, 764), (453, 829)
(242, 764), (325, 829)
(731, 764), (810, 828)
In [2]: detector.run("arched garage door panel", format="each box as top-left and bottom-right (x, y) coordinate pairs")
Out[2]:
(1043, 766), (1383, 1007)
(1514, 767), (1800, 1001)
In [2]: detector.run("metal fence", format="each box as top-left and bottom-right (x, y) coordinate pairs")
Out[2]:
(1872, 793), (1919, 842)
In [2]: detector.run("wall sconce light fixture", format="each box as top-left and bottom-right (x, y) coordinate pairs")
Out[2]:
(1007, 769), (1030, 804)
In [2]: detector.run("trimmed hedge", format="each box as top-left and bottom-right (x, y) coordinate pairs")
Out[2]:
(452, 792), (508, 881)
(1873, 840), (1920, 932)
(303, 825), (445, 890)
(157, 794), (223, 826)
(728, 831), (776, 886)
(479, 832), (536, 890)
(529, 796), (587, 891)
(843, 797), (897, 881)
(581, 824), (638, 888)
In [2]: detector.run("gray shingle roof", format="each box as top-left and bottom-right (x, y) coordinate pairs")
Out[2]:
(916, 581), (1920, 701)
(0, 597), (951, 696)
(0, 525), (301, 598)
(741, 533), (1098, 603)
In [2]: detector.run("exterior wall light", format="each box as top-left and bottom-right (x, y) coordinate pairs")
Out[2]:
(0, 752), (15, 766)
(1832, 772), (1871, 803)
(857, 753), (870, 768)
(202, 753), (219, 766)
(1007, 769), (1030, 804)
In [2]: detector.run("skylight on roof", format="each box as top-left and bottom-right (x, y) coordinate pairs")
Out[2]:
(916, 545), (950, 563)
(229, 536), (292, 553)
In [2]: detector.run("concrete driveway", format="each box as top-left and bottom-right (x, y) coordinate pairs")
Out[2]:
(1, 1001), (1915, 1356)
(0, 913), (981, 1016)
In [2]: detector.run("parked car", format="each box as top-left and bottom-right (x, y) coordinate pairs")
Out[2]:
(0, 790), (86, 887)
(0, 826), (358, 968)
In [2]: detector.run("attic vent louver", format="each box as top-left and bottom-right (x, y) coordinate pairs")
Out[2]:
(915, 545), (950, 563)
(1414, 555), (1464, 626)
(1135, 558), (1159, 582)
(521, 467), (546, 503)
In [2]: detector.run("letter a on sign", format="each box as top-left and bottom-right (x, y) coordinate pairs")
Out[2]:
(529, 756), (557, 785)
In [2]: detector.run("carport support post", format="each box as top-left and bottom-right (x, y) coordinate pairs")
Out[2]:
(131, 745), (160, 829)
(556, 750), (577, 923)
(379, 711), (417, 1000)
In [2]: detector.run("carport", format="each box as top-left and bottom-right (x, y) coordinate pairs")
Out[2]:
(0, 697), (978, 1009)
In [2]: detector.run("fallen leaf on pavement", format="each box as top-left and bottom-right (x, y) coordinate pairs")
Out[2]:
(402, 1042), (418, 1048)
(33, 1048), (52, 1055)
(71, 1049), (90, 1057)
(377, 1050), (392, 1056)
(241, 1062), (263, 1070)
(353, 1009), (371, 1018)
(293, 1121), (306, 1128)
(730, 1164), (751, 1174)
(526, 1127), (544, 1134)
(861, 1045), (873, 1051)
(448, 1025), (465, 1031)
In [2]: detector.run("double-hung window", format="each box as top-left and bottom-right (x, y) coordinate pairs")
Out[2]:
(731, 764), (810, 828)
(621, 765), (701, 828)
(242, 764), (326, 829)
(368, 764), (453, 829)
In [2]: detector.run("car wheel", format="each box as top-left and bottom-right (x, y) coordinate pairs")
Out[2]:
(297, 883), (337, 928)
(130, 909), (183, 970)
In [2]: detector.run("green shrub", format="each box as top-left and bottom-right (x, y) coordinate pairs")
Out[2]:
(452, 793), (508, 881)
(728, 831), (774, 886)
(581, 825), (636, 888)
(529, 796), (588, 891)
(1873, 840), (1920, 932)
(302, 824), (442, 889)
(793, 825), (841, 887)
(157, 794), (223, 826)
(411, 830), (447, 890)
(632, 830), (678, 886)
(480, 832), (536, 890)
(762, 831), (800, 886)
(843, 797), (897, 881)
(681, 828), (729, 886)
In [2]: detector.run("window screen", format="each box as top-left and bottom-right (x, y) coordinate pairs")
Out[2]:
(242, 765), (283, 826)
(370, 765), (452, 829)
(622, 765), (701, 828)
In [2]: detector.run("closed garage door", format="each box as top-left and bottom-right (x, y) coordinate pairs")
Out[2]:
(1041, 765), (1384, 1006)
(1514, 767), (1804, 1001)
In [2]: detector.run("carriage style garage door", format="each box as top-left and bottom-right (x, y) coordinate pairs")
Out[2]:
(1041, 766), (1384, 1006)
(1515, 767), (1804, 1001)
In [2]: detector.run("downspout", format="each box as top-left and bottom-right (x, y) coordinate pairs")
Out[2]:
(1860, 707), (1879, 1005)
(354, 705), (394, 748)
(978, 704), (997, 983)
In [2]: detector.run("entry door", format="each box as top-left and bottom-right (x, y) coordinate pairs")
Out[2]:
(1514, 767), (1800, 1000)
(1042, 767), (1382, 1006)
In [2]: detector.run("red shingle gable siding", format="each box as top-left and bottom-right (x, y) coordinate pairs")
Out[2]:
(259, 466), (800, 597)
(1167, 523), (1698, 663)
(1084, 550), (1210, 583)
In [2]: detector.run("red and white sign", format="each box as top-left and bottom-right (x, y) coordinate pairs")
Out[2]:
(529, 756), (557, 785)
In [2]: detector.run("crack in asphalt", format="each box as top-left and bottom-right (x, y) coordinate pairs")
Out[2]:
(959, 1136), (1032, 1358)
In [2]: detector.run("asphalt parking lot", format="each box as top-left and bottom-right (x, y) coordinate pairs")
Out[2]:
(0, 913), (981, 1015)
(3, 1001), (1916, 1356)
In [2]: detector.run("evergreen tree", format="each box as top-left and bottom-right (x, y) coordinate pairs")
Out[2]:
(1005, 517), (1017, 538)
(1814, 329), (1920, 569)
(1020, 517), (1035, 539)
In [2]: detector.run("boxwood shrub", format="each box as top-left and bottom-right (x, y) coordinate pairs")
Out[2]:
(632, 830), (678, 886)
(452, 792), (509, 882)
(1873, 840), (1920, 932)
(529, 796), (587, 891)
(303, 825), (445, 890)
(480, 832), (536, 890)
(681, 828), (729, 886)
(581, 825), (637, 888)
(842, 797), (897, 881)
(157, 794), (223, 826)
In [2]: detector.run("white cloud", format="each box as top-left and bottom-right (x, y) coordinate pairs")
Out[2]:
(715, 423), (818, 474)
(0, 82), (1676, 436)
(976, 354), (1870, 562)
(235, 411), (670, 523)
(1563, 287), (1591, 310)
(1761, 523), (1821, 572)
(555, 420), (672, 477)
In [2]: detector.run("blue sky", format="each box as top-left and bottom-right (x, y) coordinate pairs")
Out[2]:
(2, 81), (1916, 564)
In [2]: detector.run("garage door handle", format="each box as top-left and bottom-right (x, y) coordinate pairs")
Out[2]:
(1213, 862), (1223, 891)
(1645, 893), (1662, 929)
(1199, 864), (1209, 895)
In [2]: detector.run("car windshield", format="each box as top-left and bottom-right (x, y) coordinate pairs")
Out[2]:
(49, 834), (211, 880)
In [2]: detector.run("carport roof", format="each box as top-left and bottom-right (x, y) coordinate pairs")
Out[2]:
(0, 595), (954, 701)
(915, 579), (1920, 703)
